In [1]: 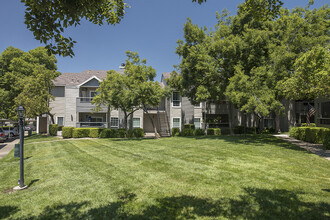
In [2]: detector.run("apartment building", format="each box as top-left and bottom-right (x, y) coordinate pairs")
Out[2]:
(36, 69), (330, 135)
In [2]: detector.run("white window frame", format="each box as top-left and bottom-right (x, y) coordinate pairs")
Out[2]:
(172, 92), (181, 107)
(194, 117), (201, 129)
(172, 117), (181, 130)
(110, 117), (119, 128)
(132, 117), (141, 128)
(56, 116), (64, 126)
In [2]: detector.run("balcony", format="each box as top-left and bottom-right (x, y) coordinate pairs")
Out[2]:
(76, 97), (107, 112)
(76, 122), (107, 128)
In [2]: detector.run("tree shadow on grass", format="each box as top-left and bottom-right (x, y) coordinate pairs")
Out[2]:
(16, 188), (330, 219)
(182, 134), (308, 153)
(0, 206), (19, 219)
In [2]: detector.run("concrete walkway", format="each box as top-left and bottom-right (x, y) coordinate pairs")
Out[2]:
(0, 138), (19, 159)
(274, 134), (330, 161)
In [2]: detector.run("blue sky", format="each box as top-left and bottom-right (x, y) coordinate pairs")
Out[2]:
(0, 0), (328, 82)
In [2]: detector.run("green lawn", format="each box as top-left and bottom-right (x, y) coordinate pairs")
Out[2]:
(0, 135), (329, 219)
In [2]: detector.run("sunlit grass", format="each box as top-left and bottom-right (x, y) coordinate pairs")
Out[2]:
(1, 135), (329, 219)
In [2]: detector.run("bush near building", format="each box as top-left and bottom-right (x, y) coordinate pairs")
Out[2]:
(62, 127), (74, 138)
(49, 124), (58, 136)
(72, 128), (91, 138)
(207, 128), (221, 136)
(289, 126), (330, 148)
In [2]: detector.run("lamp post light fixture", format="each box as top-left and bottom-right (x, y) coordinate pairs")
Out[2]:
(13, 105), (27, 190)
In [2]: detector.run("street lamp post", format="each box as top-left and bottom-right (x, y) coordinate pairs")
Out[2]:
(14, 106), (27, 190)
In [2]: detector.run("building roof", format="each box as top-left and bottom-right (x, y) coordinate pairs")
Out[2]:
(162, 72), (172, 80)
(54, 70), (108, 86)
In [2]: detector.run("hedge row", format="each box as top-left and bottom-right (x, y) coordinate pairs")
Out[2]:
(289, 126), (330, 149)
(100, 128), (144, 138)
(61, 127), (144, 138)
(207, 128), (221, 136)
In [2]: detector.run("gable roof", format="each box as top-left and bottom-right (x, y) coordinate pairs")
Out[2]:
(54, 70), (108, 86)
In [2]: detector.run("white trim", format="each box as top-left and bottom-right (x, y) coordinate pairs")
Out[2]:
(194, 117), (201, 129)
(172, 92), (181, 108)
(172, 117), (181, 130)
(77, 76), (102, 88)
(110, 117), (119, 128)
(132, 117), (142, 128)
(56, 116), (64, 126)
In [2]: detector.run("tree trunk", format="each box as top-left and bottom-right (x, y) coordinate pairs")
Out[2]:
(275, 113), (281, 133)
(124, 111), (128, 135)
(48, 112), (55, 124)
(144, 108), (159, 139)
(228, 101), (234, 135)
(107, 105), (111, 128)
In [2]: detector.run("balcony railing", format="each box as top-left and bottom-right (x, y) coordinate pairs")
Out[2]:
(77, 97), (94, 103)
(77, 122), (107, 128)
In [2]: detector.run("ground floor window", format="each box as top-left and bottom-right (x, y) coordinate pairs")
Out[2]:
(194, 118), (201, 129)
(173, 118), (181, 129)
(57, 117), (64, 126)
(133, 118), (141, 128)
(110, 117), (119, 128)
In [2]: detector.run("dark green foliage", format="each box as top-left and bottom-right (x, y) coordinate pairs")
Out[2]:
(234, 126), (257, 134)
(289, 127), (330, 145)
(194, 128), (206, 136)
(57, 126), (63, 131)
(181, 128), (195, 136)
(301, 123), (316, 127)
(133, 128), (144, 138)
(49, 124), (58, 136)
(172, 128), (180, 137)
(72, 128), (90, 138)
(100, 129), (118, 138)
(126, 129), (134, 138)
(89, 128), (103, 138)
(221, 128), (230, 135)
(62, 127), (74, 138)
(323, 130), (330, 149)
(118, 128), (126, 138)
(289, 127), (299, 139)
(183, 124), (195, 129)
(207, 128), (221, 136)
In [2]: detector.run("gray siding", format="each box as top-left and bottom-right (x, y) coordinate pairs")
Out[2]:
(81, 78), (100, 87)
(182, 97), (194, 124)
(51, 86), (65, 97)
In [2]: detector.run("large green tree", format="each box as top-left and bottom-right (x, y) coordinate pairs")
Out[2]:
(93, 51), (166, 136)
(0, 46), (60, 121)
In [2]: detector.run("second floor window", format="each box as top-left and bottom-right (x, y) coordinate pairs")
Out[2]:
(172, 92), (181, 107)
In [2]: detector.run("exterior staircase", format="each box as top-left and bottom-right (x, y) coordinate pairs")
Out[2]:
(157, 111), (171, 137)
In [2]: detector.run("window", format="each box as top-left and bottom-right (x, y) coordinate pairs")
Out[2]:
(90, 91), (98, 97)
(133, 118), (140, 128)
(321, 102), (330, 118)
(194, 118), (201, 129)
(173, 118), (181, 129)
(57, 117), (64, 126)
(172, 92), (181, 107)
(194, 103), (202, 108)
(110, 117), (119, 128)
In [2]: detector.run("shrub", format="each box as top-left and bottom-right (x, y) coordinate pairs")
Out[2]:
(100, 129), (111, 138)
(194, 128), (206, 136)
(49, 124), (58, 136)
(289, 127), (299, 139)
(247, 127), (257, 134)
(126, 129), (134, 138)
(234, 126), (244, 134)
(221, 128), (230, 135)
(298, 127), (308, 141)
(172, 128), (180, 136)
(118, 128), (126, 138)
(133, 128), (144, 138)
(301, 123), (316, 127)
(323, 130), (330, 149)
(183, 124), (195, 129)
(72, 128), (90, 138)
(99, 129), (118, 138)
(58, 125), (64, 131)
(62, 127), (74, 138)
(207, 128), (221, 136)
(89, 128), (103, 138)
(181, 128), (194, 136)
